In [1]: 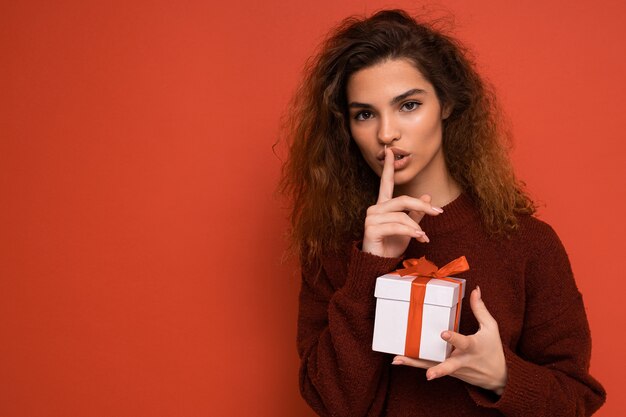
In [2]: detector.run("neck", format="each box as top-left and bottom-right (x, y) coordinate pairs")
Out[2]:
(397, 177), (461, 207)
(394, 153), (462, 207)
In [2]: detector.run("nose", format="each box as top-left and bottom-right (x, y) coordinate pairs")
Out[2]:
(377, 114), (400, 145)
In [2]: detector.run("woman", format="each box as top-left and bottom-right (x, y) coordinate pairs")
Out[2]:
(280, 9), (605, 416)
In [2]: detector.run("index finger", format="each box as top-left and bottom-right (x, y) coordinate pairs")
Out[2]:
(425, 356), (463, 381)
(377, 146), (395, 203)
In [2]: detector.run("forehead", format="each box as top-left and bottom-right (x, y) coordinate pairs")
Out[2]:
(346, 58), (434, 101)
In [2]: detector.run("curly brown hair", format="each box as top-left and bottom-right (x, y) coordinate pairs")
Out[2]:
(279, 9), (535, 265)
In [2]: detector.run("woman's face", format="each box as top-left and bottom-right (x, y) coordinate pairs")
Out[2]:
(346, 58), (450, 195)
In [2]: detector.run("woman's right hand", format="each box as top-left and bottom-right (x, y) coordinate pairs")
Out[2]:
(362, 146), (443, 258)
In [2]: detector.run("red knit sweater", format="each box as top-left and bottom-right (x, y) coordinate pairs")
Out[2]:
(297, 193), (605, 416)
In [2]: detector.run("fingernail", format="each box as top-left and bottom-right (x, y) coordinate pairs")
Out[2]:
(426, 372), (436, 380)
(441, 331), (451, 340)
(476, 285), (481, 299)
(423, 235), (430, 243)
(431, 206), (444, 213)
(415, 230), (425, 236)
(392, 359), (403, 365)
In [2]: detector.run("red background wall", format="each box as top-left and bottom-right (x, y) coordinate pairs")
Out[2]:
(1, 1), (624, 416)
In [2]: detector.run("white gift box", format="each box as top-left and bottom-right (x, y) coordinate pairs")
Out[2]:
(372, 272), (466, 362)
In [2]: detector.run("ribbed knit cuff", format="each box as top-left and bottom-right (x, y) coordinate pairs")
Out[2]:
(466, 345), (544, 415)
(342, 241), (403, 301)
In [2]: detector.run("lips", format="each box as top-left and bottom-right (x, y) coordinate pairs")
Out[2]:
(375, 147), (412, 170)
(377, 147), (410, 161)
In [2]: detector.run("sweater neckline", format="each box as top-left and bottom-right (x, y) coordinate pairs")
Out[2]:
(418, 192), (480, 236)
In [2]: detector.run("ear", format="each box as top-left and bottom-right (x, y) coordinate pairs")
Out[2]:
(441, 102), (453, 120)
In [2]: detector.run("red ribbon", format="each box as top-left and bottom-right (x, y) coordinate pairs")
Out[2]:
(397, 256), (469, 279)
(397, 256), (469, 358)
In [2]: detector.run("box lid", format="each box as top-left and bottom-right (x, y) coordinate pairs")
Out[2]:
(374, 273), (465, 307)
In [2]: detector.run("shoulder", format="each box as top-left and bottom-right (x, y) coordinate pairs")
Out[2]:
(513, 214), (568, 258)
(512, 214), (575, 286)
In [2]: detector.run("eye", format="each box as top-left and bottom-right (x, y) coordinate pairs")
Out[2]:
(354, 111), (373, 121)
(401, 101), (421, 112)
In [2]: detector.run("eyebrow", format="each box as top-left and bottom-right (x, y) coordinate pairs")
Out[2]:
(348, 88), (427, 109)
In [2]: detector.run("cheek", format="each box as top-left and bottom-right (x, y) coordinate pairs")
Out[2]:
(405, 112), (443, 138)
(349, 125), (371, 151)
(352, 139), (370, 162)
(349, 133), (381, 173)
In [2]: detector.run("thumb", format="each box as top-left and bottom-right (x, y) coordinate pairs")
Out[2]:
(470, 286), (497, 329)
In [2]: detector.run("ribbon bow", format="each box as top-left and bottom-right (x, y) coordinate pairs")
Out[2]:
(396, 255), (469, 278)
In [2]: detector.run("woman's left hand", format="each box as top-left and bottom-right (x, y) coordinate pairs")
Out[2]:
(392, 286), (508, 395)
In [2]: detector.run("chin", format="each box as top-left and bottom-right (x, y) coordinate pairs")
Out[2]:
(393, 170), (418, 185)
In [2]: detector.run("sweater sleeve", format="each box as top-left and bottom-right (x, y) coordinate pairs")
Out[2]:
(297, 242), (402, 417)
(466, 223), (606, 416)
